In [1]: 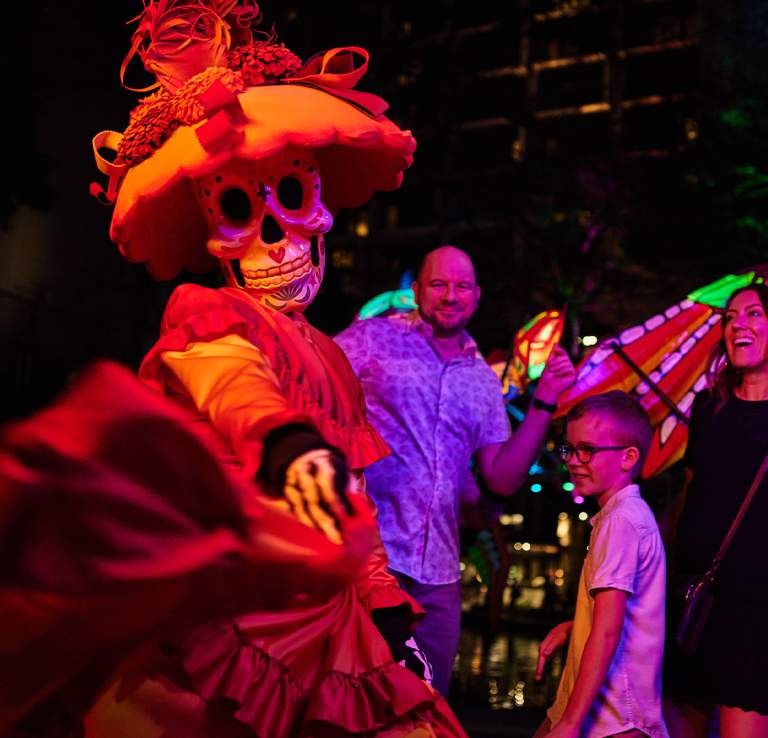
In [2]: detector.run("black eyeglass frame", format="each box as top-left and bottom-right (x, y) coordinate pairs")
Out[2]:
(558, 442), (632, 464)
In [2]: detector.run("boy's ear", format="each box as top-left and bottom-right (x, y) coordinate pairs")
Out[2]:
(622, 446), (641, 475)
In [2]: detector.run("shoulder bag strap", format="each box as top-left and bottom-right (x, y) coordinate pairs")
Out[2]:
(708, 451), (768, 575)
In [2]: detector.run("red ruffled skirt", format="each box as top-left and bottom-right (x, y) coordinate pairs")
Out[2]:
(85, 584), (467, 738)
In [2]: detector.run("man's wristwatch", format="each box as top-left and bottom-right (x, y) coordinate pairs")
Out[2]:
(531, 397), (558, 413)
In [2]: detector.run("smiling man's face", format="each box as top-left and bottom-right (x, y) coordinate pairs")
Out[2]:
(413, 246), (480, 339)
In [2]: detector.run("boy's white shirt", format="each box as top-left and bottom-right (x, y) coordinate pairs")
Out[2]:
(547, 484), (670, 738)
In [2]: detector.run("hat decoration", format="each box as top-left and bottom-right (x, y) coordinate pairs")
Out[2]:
(92, 0), (416, 279)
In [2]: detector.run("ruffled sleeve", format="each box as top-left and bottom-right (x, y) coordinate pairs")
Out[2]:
(140, 285), (314, 476)
(158, 333), (315, 478)
(139, 284), (389, 474)
(140, 283), (265, 394)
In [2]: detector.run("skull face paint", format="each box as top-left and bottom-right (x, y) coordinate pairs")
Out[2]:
(194, 147), (332, 313)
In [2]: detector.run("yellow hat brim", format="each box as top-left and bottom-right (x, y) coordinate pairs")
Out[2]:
(111, 84), (416, 280)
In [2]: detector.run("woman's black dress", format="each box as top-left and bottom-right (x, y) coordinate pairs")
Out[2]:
(664, 390), (768, 715)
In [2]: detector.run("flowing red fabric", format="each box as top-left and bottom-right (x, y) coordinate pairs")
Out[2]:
(0, 362), (374, 735)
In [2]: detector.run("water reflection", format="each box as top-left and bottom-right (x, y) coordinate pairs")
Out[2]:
(454, 627), (563, 712)
(452, 628), (718, 738)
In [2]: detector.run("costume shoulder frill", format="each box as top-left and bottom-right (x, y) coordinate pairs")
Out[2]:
(139, 283), (390, 469)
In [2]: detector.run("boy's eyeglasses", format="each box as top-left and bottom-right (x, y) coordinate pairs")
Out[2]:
(558, 442), (630, 464)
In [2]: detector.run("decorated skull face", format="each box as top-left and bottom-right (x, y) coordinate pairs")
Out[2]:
(194, 146), (332, 313)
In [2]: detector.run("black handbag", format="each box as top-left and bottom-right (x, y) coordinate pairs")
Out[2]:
(675, 452), (768, 656)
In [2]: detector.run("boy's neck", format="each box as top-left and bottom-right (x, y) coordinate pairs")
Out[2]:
(595, 477), (635, 508)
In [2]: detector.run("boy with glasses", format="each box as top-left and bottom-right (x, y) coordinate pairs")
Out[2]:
(534, 391), (669, 738)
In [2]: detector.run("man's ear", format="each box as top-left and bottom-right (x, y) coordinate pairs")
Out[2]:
(622, 446), (641, 475)
(412, 280), (421, 306)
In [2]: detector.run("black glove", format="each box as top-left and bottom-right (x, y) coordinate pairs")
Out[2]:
(371, 606), (434, 683)
(261, 424), (352, 543)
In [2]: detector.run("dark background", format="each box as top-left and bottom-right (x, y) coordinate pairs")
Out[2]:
(3, 0), (768, 421)
(3, 5), (767, 731)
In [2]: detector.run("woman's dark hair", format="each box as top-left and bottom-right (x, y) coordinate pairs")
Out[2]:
(708, 282), (768, 409)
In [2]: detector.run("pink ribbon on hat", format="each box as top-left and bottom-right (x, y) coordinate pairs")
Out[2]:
(194, 79), (246, 152)
(284, 47), (390, 117)
(90, 131), (129, 205)
(192, 46), (389, 154)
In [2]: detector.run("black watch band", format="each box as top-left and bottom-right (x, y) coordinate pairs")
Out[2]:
(532, 397), (558, 413)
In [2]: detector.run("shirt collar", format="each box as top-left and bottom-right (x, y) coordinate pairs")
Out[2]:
(590, 483), (641, 526)
(396, 310), (479, 360)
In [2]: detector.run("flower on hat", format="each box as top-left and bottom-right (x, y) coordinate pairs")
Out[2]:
(116, 0), (302, 168)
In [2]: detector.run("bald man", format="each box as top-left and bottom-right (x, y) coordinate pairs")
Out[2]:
(336, 246), (576, 695)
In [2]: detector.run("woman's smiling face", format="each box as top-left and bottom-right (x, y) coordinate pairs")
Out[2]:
(724, 289), (768, 372)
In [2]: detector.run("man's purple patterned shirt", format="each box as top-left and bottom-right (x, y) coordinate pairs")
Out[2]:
(335, 311), (511, 584)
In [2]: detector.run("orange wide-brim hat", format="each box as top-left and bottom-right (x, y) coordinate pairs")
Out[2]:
(94, 47), (416, 280)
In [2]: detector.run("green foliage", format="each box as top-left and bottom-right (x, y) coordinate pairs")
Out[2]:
(720, 106), (752, 130)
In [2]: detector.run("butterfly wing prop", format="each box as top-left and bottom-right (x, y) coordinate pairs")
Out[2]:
(555, 271), (763, 478)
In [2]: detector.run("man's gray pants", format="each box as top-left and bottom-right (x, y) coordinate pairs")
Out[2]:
(393, 571), (463, 698)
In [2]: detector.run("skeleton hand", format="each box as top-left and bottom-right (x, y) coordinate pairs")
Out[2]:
(282, 448), (351, 544)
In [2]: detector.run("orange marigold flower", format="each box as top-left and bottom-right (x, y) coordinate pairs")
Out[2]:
(169, 67), (246, 125)
(118, 91), (177, 165)
(227, 41), (301, 86)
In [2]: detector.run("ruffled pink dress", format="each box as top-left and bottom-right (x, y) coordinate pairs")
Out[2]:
(83, 286), (467, 738)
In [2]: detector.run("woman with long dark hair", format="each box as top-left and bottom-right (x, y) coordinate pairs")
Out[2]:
(663, 283), (768, 737)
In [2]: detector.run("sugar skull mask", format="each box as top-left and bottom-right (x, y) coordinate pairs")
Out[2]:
(194, 146), (332, 313)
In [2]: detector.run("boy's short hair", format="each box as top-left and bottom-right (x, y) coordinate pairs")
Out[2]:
(566, 391), (652, 479)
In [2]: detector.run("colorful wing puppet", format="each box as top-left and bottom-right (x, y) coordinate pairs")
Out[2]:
(489, 310), (565, 398)
(514, 309), (565, 382)
(555, 270), (765, 478)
